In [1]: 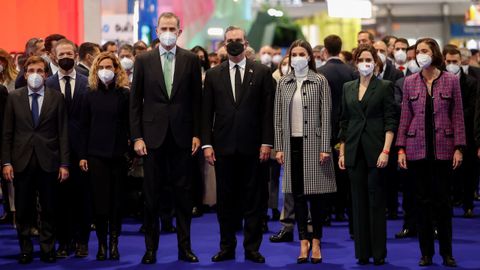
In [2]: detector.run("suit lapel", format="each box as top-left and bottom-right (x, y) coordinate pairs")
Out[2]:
(360, 77), (378, 111)
(170, 48), (185, 99)
(236, 60), (254, 106)
(37, 88), (52, 127)
(220, 62), (236, 107)
(152, 49), (169, 98)
(21, 88), (34, 127)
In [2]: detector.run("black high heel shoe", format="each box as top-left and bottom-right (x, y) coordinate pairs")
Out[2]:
(310, 240), (322, 264)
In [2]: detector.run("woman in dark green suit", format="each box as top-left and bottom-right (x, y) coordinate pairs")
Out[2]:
(338, 45), (398, 265)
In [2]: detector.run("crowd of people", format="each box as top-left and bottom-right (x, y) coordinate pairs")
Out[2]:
(0, 11), (479, 267)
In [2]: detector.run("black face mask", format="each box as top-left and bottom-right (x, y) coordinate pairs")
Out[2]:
(58, 58), (75, 71)
(226, 41), (245, 57)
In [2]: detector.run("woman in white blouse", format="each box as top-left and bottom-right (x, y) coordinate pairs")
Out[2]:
(274, 39), (336, 264)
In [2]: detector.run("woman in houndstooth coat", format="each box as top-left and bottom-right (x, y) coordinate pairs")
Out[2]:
(274, 40), (336, 264)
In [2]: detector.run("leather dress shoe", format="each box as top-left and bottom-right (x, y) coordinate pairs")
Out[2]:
(357, 258), (369, 265)
(442, 256), (457, 267)
(395, 228), (417, 239)
(434, 228), (439, 240)
(245, 250), (265, 263)
(178, 249), (199, 262)
(192, 207), (203, 218)
(269, 229), (293, 243)
(463, 209), (474, 218)
(40, 252), (56, 263)
(141, 250), (157, 264)
(18, 253), (33, 264)
(75, 244), (89, 258)
(211, 250), (235, 262)
(373, 258), (385, 265)
(419, 256), (433, 266)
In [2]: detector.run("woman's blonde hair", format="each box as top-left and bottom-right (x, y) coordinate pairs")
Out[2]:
(88, 52), (129, 90)
(0, 48), (19, 84)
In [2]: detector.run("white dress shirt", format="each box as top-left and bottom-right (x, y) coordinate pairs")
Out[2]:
(229, 57), (246, 101)
(290, 76), (306, 137)
(50, 62), (59, 76)
(58, 69), (76, 97)
(28, 86), (45, 113)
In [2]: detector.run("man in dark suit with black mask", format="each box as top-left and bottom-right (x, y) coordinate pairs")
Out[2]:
(202, 26), (275, 264)
(2, 56), (69, 264)
(130, 12), (202, 264)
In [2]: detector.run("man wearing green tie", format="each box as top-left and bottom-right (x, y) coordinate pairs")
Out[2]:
(130, 12), (203, 264)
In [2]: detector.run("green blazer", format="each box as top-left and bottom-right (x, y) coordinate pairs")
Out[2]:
(338, 77), (398, 167)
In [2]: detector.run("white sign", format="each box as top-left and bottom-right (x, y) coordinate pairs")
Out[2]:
(101, 14), (134, 44)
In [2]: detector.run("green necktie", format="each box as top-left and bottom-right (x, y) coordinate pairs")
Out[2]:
(163, 51), (173, 97)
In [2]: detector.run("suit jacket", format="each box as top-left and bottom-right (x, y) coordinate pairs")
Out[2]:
(0, 85), (8, 155)
(130, 47), (202, 149)
(46, 72), (88, 156)
(396, 72), (466, 160)
(80, 84), (130, 159)
(1, 86), (69, 172)
(382, 61), (404, 83)
(318, 58), (358, 144)
(274, 70), (336, 195)
(339, 77), (398, 167)
(459, 71), (478, 147)
(76, 63), (90, 77)
(467, 65), (480, 82)
(202, 59), (275, 155)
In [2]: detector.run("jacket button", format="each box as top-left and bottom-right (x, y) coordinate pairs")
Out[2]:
(305, 121), (307, 124)
(303, 93), (306, 96)
(304, 135), (308, 138)
(304, 106), (307, 109)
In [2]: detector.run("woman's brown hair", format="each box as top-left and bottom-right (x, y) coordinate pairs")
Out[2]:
(415, 38), (444, 68)
(0, 48), (19, 85)
(88, 52), (129, 90)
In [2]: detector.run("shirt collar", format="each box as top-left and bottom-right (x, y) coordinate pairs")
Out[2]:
(59, 69), (76, 80)
(229, 57), (246, 70)
(159, 45), (177, 57)
(28, 86), (45, 96)
(326, 56), (341, 62)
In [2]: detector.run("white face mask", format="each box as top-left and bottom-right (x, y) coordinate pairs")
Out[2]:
(315, 59), (324, 69)
(357, 62), (375, 77)
(260, 54), (272, 65)
(98, 69), (115, 85)
(377, 52), (387, 64)
(291, 56), (309, 71)
(281, 65), (289, 76)
(0, 64), (4, 73)
(272, 54), (283, 65)
(416, 53), (432, 69)
(461, 65), (469, 74)
(120, 57), (134, 71)
(394, 50), (407, 64)
(27, 73), (44, 90)
(446, 64), (461, 75)
(407, 60), (421, 74)
(159, 31), (177, 47)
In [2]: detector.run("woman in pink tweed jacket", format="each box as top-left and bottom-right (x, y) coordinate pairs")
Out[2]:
(396, 38), (466, 267)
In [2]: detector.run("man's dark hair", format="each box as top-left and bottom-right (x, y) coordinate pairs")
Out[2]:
(79, 42), (101, 60)
(133, 40), (148, 56)
(45, 34), (66, 53)
(102, 41), (117, 52)
(324, 35), (342, 56)
(394, 38), (409, 47)
(151, 38), (160, 49)
(442, 47), (461, 58)
(358, 30), (374, 42)
(382, 35), (397, 46)
(119, 44), (134, 54)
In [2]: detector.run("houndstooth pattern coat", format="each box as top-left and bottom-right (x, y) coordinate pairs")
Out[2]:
(274, 70), (337, 195)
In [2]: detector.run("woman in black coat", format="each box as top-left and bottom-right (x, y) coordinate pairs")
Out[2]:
(79, 52), (130, 261)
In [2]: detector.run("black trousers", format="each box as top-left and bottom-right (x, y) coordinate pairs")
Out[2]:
(56, 154), (91, 247)
(14, 153), (57, 255)
(332, 149), (353, 235)
(452, 148), (478, 211)
(400, 168), (417, 231)
(410, 159), (453, 257)
(143, 129), (193, 251)
(347, 147), (387, 261)
(386, 151), (399, 215)
(290, 137), (323, 240)
(215, 151), (264, 252)
(89, 156), (125, 237)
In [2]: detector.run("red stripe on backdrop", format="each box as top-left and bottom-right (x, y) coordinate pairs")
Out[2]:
(1, 0), (84, 53)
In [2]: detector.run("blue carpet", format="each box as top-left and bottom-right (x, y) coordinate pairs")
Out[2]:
(1, 203), (479, 270)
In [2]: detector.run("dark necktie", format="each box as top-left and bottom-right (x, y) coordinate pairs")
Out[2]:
(234, 64), (242, 102)
(64, 75), (72, 109)
(31, 93), (40, 127)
